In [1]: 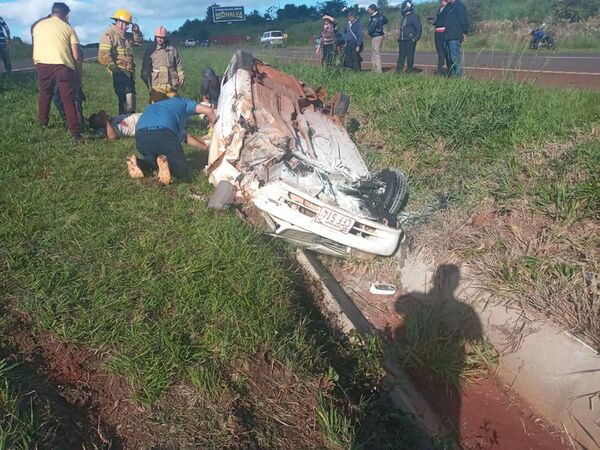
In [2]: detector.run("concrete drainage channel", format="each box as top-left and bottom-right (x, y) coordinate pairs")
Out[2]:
(296, 248), (600, 449)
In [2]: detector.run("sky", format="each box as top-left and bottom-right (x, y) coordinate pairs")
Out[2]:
(0, 0), (282, 44)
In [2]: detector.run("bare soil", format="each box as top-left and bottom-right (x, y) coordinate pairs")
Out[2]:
(413, 369), (569, 449)
(0, 308), (332, 449)
(327, 268), (571, 450)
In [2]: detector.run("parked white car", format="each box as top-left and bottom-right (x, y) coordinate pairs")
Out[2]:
(206, 50), (407, 258)
(260, 30), (285, 47)
(184, 39), (197, 47)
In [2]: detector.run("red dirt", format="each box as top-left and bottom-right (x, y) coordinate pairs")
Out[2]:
(2, 307), (334, 449)
(328, 271), (570, 450)
(3, 313), (157, 449)
(414, 371), (568, 450)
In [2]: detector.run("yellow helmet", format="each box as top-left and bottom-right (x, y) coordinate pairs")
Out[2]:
(111, 8), (132, 24)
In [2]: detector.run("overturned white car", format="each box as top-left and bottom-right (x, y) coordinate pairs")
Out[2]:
(206, 50), (407, 258)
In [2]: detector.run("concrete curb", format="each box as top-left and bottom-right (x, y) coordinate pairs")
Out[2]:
(399, 250), (600, 450)
(295, 249), (459, 449)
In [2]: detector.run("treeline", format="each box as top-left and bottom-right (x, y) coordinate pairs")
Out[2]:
(171, 0), (600, 42)
(172, 0), (364, 42)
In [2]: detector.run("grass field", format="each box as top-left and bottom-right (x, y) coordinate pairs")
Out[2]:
(1, 46), (599, 446)
(258, 52), (599, 351)
(0, 51), (421, 448)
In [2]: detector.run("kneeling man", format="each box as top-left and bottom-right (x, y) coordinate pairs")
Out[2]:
(127, 97), (215, 184)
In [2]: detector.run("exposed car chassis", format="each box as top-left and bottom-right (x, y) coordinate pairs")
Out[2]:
(206, 50), (407, 258)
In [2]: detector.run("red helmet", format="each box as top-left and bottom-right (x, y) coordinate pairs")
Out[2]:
(154, 26), (168, 38)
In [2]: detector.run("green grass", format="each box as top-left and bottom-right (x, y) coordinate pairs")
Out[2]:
(391, 302), (498, 388)
(0, 49), (423, 448)
(0, 359), (39, 449)
(1, 54), (312, 406)
(257, 51), (599, 349)
(262, 58), (600, 208)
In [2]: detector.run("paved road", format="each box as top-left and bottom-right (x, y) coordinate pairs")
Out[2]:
(4, 47), (99, 72)
(263, 48), (600, 89)
(273, 48), (600, 74)
(5, 47), (600, 89)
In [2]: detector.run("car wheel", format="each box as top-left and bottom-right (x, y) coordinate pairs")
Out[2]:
(376, 168), (408, 216)
(332, 93), (350, 118)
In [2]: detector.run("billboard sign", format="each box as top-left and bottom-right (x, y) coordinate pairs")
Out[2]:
(212, 6), (246, 22)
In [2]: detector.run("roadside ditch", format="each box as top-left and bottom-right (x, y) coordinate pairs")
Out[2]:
(298, 244), (599, 449)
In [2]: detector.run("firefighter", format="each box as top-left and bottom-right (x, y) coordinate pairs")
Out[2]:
(98, 8), (143, 114)
(141, 26), (185, 103)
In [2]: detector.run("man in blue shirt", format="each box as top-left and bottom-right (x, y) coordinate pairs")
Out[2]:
(128, 97), (215, 184)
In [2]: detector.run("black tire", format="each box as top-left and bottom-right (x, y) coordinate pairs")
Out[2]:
(376, 168), (408, 216)
(544, 36), (555, 50)
(333, 93), (350, 118)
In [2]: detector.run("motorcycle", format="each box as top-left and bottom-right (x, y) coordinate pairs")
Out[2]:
(530, 28), (556, 50)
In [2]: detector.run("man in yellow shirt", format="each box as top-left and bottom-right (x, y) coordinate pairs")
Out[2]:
(32, 2), (83, 142)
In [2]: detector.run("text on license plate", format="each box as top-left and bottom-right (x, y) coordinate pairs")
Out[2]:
(314, 207), (355, 233)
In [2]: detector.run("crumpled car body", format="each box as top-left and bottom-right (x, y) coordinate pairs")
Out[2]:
(206, 50), (407, 258)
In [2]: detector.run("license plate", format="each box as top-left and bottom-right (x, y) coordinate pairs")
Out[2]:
(314, 207), (355, 234)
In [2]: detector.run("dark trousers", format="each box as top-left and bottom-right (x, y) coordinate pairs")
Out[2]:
(321, 43), (336, 67)
(343, 42), (362, 71)
(112, 70), (136, 114)
(0, 45), (11, 73)
(53, 85), (85, 128)
(434, 32), (450, 74)
(135, 128), (191, 180)
(396, 40), (416, 72)
(35, 63), (81, 137)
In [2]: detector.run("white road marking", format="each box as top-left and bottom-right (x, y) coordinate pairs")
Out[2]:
(272, 53), (600, 76)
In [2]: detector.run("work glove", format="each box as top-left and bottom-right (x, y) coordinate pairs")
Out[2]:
(106, 63), (120, 74)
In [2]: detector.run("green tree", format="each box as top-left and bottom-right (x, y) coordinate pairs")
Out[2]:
(206, 3), (220, 23)
(553, 0), (600, 22)
(317, 0), (348, 16)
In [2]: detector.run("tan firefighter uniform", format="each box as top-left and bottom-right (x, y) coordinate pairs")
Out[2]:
(141, 43), (185, 103)
(98, 24), (143, 113)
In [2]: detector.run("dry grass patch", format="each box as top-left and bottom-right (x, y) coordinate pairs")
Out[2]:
(409, 203), (599, 351)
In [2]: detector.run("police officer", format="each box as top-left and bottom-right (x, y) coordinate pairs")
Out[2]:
(98, 9), (143, 114)
(141, 26), (185, 104)
(396, 0), (422, 73)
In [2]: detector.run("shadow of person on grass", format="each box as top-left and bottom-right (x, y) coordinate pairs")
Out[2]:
(393, 264), (484, 445)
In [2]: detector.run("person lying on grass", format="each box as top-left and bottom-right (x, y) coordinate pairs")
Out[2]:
(88, 110), (210, 149)
(126, 96), (216, 185)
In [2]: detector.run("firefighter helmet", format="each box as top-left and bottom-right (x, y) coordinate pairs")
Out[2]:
(154, 26), (168, 38)
(111, 8), (132, 24)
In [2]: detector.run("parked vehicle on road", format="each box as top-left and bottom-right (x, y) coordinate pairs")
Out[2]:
(184, 39), (197, 47)
(206, 50), (408, 258)
(530, 27), (555, 50)
(260, 30), (286, 47)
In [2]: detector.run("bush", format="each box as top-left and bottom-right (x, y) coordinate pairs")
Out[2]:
(553, 0), (600, 22)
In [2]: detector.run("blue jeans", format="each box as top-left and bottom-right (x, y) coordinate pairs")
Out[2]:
(446, 40), (463, 77)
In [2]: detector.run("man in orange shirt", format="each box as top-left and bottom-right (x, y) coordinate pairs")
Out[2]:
(32, 2), (83, 142)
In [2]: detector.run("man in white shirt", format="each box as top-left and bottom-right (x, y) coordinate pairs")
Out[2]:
(88, 110), (209, 149)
